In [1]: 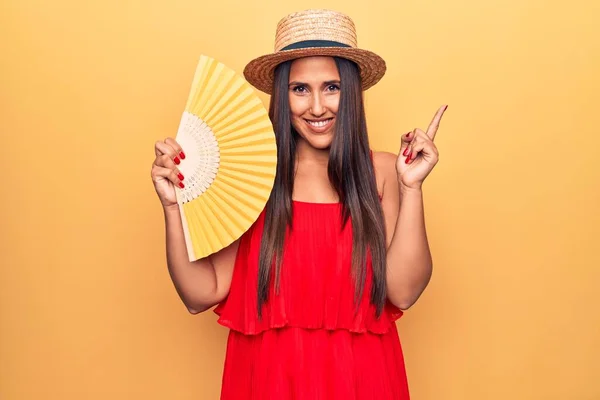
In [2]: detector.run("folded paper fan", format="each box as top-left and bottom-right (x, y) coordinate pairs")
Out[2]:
(174, 55), (277, 261)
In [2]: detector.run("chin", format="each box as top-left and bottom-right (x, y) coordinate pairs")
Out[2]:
(306, 135), (334, 149)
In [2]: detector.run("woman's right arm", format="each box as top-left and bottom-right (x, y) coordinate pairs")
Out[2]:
(152, 137), (238, 314)
(163, 204), (239, 314)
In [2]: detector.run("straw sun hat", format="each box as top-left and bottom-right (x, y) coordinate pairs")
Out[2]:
(243, 9), (386, 94)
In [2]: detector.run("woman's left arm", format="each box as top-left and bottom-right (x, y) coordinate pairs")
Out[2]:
(376, 105), (447, 310)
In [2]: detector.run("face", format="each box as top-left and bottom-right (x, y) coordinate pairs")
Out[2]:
(288, 56), (340, 150)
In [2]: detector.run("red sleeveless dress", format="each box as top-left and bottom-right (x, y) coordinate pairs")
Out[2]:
(214, 200), (410, 399)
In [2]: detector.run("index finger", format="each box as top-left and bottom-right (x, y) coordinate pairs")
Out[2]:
(426, 105), (448, 140)
(165, 137), (186, 159)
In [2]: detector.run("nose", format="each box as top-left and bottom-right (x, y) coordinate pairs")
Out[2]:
(309, 92), (326, 117)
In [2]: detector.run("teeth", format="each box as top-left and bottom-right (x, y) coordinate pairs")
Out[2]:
(307, 119), (331, 127)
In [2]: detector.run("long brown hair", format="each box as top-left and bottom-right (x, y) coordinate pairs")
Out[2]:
(257, 57), (387, 317)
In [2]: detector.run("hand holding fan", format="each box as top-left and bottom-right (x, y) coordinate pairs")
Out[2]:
(174, 55), (277, 261)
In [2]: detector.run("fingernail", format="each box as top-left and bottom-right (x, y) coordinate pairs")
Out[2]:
(403, 147), (409, 156)
(174, 157), (180, 165)
(177, 173), (184, 180)
(178, 182), (185, 188)
(405, 155), (411, 164)
(406, 131), (411, 138)
(179, 151), (185, 160)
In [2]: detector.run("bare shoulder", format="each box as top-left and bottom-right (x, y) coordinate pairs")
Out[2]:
(372, 150), (397, 171)
(371, 150), (400, 246)
(371, 151), (398, 195)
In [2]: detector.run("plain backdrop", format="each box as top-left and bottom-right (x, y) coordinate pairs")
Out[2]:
(1, 0), (599, 399)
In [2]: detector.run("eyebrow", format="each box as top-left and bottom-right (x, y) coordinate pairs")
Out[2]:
(288, 80), (341, 87)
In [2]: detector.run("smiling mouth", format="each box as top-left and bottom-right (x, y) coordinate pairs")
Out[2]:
(304, 118), (334, 131)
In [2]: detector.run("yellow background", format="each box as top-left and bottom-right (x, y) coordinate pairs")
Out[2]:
(2, 0), (599, 399)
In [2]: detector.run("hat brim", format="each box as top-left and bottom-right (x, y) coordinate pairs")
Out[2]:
(243, 47), (386, 95)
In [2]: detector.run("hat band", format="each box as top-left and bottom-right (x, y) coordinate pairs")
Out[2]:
(280, 40), (351, 52)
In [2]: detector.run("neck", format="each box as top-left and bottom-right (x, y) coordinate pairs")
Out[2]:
(295, 138), (329, 165)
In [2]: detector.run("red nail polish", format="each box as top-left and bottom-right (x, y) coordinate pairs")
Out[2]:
(174, 157), (180, 165)
(178, 182), (184, 188)
(179, 151), (185, 160)
(403, 147), (409, 156)
(177, 173), (184, 180)
(405, 155), (411, 164)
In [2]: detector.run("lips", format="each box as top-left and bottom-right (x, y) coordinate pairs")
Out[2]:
(304, 117), (334, 133)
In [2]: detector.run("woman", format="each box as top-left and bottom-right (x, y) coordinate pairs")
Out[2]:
(151, 9), (446, 400)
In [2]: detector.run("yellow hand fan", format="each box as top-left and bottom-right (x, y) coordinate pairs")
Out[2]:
(174, 54), (277, 261)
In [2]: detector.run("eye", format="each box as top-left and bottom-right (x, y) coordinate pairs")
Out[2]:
(291, 85), (308, 93)
(326, 84), (340, 92)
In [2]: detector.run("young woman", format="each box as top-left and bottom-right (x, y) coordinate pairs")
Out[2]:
(151, 9), (446, 400)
